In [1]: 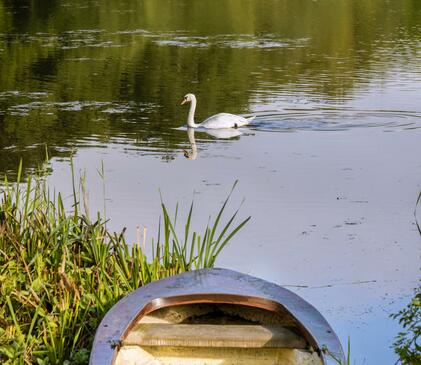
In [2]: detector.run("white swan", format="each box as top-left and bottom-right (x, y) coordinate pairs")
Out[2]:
(181, 93), (255, 129)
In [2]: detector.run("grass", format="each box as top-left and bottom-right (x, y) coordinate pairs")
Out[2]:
(0, 161), (250, 364)
(322, 338), (351, 365)
(415, 191), (421, 236)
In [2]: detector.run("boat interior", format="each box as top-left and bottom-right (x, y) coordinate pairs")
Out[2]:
(115, 302), (324, 365)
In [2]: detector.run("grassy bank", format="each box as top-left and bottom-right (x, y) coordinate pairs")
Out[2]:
(0, 163), (249, 364)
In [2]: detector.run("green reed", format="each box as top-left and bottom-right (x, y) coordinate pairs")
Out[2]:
(322, 337), (351, 365)
(0, 162), (250, 364)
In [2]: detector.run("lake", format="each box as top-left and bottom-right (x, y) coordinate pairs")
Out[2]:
(1, 1), (420, 363)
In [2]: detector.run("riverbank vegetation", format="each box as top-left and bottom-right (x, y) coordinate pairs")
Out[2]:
(326, 192), (421, 365)
(391, 288), (421, 365)
(390, 191), (421, 365)
(0, 163), (249, 364)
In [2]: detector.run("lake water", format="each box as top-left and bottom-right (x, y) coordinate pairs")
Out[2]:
(1, 1), (420, 363)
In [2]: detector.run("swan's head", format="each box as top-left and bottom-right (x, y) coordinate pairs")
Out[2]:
(181, 93), (195, 105)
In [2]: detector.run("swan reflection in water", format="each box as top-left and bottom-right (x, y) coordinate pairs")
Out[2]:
(183, 127), (243, 160)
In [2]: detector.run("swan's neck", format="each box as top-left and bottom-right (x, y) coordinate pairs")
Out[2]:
(187, 97), (198, 128)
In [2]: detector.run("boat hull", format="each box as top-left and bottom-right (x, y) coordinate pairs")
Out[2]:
(90, 268), (344, 365)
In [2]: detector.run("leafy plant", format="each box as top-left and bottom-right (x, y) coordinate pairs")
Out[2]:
(390, 191), (421, 365)
(0, 162), (249, 364)
(391, 289), (421, 365)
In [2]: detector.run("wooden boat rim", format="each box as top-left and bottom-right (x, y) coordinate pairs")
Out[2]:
(89, 268), (344, 365)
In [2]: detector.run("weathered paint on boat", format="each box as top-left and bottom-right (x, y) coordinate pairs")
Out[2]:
(90, 268), (344, 365)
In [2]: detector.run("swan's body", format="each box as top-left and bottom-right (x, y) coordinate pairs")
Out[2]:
(181, 93), (254, 129)
(199, 113), (250, 129)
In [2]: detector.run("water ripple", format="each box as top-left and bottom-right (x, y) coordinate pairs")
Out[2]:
(249, 108), (421, 132)
(6, 100), (155, 116)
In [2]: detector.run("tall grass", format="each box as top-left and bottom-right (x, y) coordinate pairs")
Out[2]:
(322, 338), (351, 365)
(0, 162), (250, 364)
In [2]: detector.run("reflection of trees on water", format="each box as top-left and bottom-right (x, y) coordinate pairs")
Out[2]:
(0, 0), (420, 177)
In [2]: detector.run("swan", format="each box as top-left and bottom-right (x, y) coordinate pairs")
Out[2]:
(181, 93), (255, 129)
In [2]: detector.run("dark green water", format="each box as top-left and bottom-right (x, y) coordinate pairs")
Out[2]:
(0, 0), (420, 176)
(1, 1), (421, 364)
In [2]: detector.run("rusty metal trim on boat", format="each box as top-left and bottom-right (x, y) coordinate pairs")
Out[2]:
(89, 268), (344, 365)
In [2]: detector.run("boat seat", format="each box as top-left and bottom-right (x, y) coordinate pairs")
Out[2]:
(123, 324), (307, 349)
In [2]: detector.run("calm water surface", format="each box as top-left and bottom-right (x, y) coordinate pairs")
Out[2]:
(1, 1), (421, 363)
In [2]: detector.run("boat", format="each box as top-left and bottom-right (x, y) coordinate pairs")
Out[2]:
(90, 268), (344, 365)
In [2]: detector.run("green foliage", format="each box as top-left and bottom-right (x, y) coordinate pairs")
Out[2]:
(391, 290), (421, 365)
(390, 192), (421, 365)
(0, 162), (249, 364)
(325, 191), (421, 365)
